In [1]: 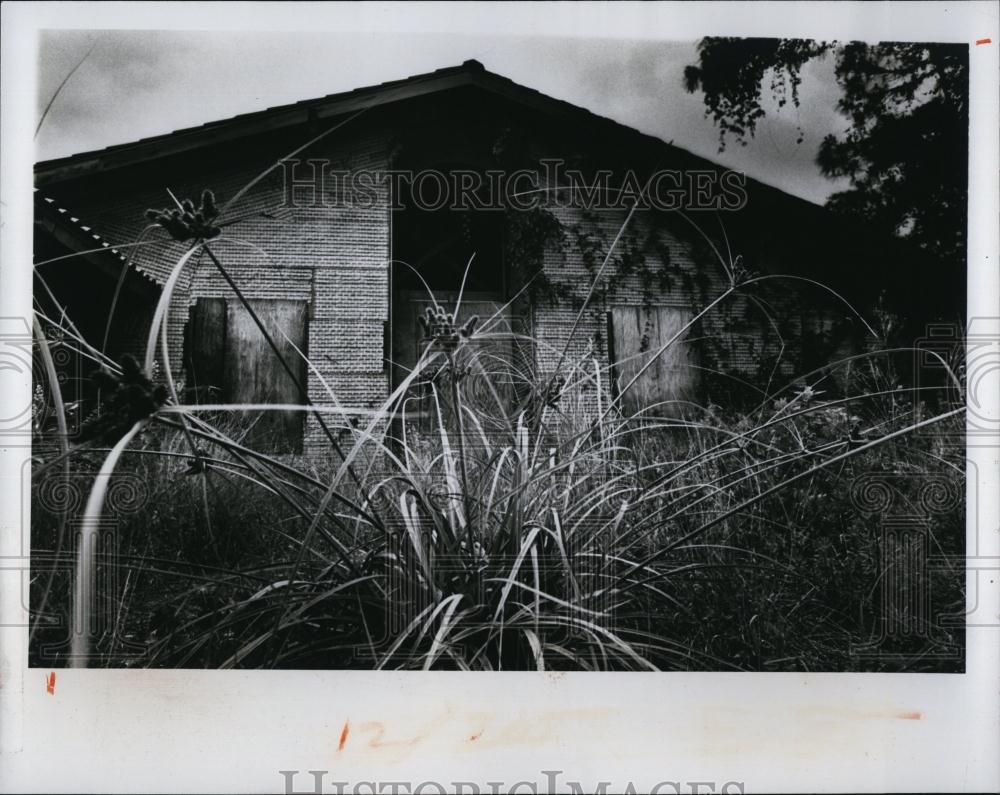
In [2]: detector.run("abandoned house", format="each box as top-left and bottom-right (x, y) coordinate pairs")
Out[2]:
(33, 59), (919, 458)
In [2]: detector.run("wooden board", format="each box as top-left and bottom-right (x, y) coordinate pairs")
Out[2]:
(609, 305), (699, 417)
(221, 299), (308, 453)
(184, 298), (227, 402)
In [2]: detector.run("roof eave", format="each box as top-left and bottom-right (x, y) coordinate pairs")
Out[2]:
(34, 70), (483, 186)
(32, 60), (825, 214)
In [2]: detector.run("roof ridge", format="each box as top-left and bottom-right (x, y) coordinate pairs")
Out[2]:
(32, 58), (823, 208)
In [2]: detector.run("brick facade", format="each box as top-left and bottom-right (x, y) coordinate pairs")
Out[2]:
(35, 63), (851, 464)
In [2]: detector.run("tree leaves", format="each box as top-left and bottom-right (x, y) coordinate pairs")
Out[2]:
(684, 38), (968, 309)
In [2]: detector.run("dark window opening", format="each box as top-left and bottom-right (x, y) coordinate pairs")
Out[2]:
(393, 203), (505, 295)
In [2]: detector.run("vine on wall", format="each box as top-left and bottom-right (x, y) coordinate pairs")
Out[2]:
(498, 167), (847, 402)
(504, 207), (683, 311)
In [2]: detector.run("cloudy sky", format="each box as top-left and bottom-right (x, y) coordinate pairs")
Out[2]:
(36, 29), (851, 204)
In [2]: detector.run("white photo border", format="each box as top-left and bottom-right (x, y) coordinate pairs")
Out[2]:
(1, 3), (997, 793)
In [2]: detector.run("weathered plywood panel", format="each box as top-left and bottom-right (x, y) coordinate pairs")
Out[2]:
(610, 305), (699, 416)
(184, 298), (227, 402)
(224, 299), (308, 453)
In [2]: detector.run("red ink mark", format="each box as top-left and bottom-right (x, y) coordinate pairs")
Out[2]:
(45, 672), (56, 695)
(469, 730), (483, 741)
(976, 38), (992, 45)
(338, 720), (350, 751)
(896, 710), (922, 720)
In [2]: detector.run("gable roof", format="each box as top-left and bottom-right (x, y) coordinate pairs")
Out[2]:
(33, 59), (819, 212)
(35, 58), (887, 298)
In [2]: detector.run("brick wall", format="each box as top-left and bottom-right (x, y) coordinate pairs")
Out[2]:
(44, 115), (836, 463)
(55, 127), (393, 464)
(533, 203), (812, 421)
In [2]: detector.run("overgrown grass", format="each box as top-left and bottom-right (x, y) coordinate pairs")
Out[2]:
(30, 192), (966, 672)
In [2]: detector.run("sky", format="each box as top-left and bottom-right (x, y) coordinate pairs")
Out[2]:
(35, 29), (852, 204)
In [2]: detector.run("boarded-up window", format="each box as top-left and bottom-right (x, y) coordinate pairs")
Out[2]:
(608, 305), (699, 417)
(185, 298), (227, 401)
(185, 298), (308, 453)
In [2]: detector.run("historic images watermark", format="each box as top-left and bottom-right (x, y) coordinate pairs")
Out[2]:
(842, 318), (1000, 663)
(27, 466), (151, 664)
(279, 159), (749, 212)
(1, 316), (44, 448)
(848, 468), (966, 663)
(279, 770), (745, 794)
(913, 317), (1000, 447)
(7, 310), (152, 657)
